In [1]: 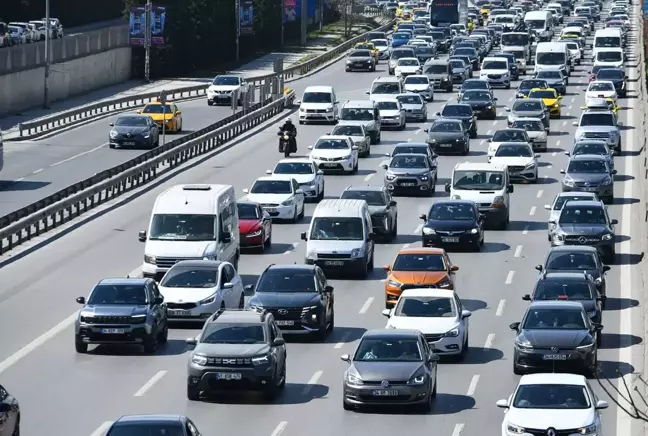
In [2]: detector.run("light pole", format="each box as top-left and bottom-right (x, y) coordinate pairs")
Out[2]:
(44, 0), (51, 108)
(144, 0), (152, 82)
(235, 0), (240, 62)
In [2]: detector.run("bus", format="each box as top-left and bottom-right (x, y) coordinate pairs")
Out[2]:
(429, 0), (459, 27)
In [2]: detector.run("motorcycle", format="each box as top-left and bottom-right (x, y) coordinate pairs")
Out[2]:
(278, 130), (297, 157)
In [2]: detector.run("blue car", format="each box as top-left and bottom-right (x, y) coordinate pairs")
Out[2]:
(391, 31), (411, 48)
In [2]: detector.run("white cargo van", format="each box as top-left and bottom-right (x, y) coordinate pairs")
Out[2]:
(444, 162), (514, 230)
(534, 42), (570, 75)
(593, 28), (623, 59)
(524, 11), (553, 42)
(300, 199), (375, 277)
(139, 184), (240, 279)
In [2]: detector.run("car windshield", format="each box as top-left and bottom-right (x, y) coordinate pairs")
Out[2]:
(597, 51), (622, 62)
(341, 108), (374, 121)
(377, 101), (399, 110)
(354, 338), (422, 362)
(590, 65), (603, 75)
(579, 113), (615, 126)
(597, 69), (624, 79)
(237, 203), (261, 219)
(442, 105), (472, 116)
(310, 217), (364, 240)
(589, 82), (614, 91)
(546, 252), (598, 270)
(256, 270), (316, 292)
(559, 206), (608, 224)
(405, 76), (429, 85)
(492, 130), (527, 142)
(566, 43), (580, 51)
(431, 121), (462, 132)
(115, 116), (148, 126)
(526, 20), (546, 29)
(149, 214), (216, 241)
(523, 308), (587, 329)
(390, 155), (427, 169)
(453, 170), (505, 190)
(567, 159), (608, 173)
(393, 33), (410, 40)
(530, 90), (556, 99)
(201, 323), (265, 344)
(595, 36), (621, 48)
(553, 195), (595, 210)
(513, 101), (542, 111)
(511, 120), (543, 131)
(372, 39), (388, 47)
(495, 144), (533, 157)
(535, 281), (593, 301)
(349, 51), (371, 57)
(398, 59), (419, 66)
(537, 71), (562, 79)
(430, 32), (444, 40)
(537, 52), (566, 65)
(160, 267), (218, 288)
(106, 423), (185, 436)
(392, 49), (414, 59)
(423, 64), (448, 74)
(462, 91), (491, 101)
(303, 92), (332, 103)
(142, 104), (173, 114)
(395, 296), (456, 317)
(373, 83), (401, 94)
(88, 284), (147, 305)
(454, 48), (475, 57)
(496, 16), (514, 22)
(393, 253), (446, 271)
(340, 190), (386, 206)
(573, 143), (608, 156)
(512, 384), (591, 409)
(415, 47), (435, 55)
(213, 76), (240, 85)
(483, 60), (508, 70)
(429, 203), (475, 220)
(450, 60), (465, 69)
(397, 95), (423, 105)
(333, 125), (364, 136)
(356, 44), (373, 50)
(250, 180), (292, 194)
(315, 139), (349, 150)
(274, 162), (313, 175)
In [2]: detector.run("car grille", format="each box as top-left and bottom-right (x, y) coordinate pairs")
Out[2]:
(265, 307), (305, 320)
(84, 316), (134, 325)
(508, 166), (525, 173)
(574, 181), (599, 188)
(479, 203), (492, 207)
(396, 178), (418, 186)
(306, 109), (328, 113)
(583, 132), (610, 139)
(167, 302), (197, 309)
(523, 428), (580, 436)
(488, 74), (501, 79)
(401, 284), (437, 291)
(564, 235), (600, 244)
(260, 203), (280, 208)
(155, 256), (202, 269)
(318, 253), (352, 259)
(424, 333), (444, 342)
(362, 380), (408, 386)
(358, 394), (412, 403)
(435, 230), (466, 236)
(205, 357), (252, 366)
(319, 156), (345, 162)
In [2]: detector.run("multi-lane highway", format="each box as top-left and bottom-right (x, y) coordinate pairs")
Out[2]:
(0, 5), (644, 436)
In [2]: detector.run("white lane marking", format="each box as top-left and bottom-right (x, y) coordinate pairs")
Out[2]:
(451, 423), (465, 436)
(283, 242), (299, 255)
(415, 129), (422, 134)
(89, 421), (113, 436)
(480, 140), (486, 146)
(522, 224), (529, 235)
(302, 371), (323, 395)
(505, 270), (515, 285)
(567, 105), (573, 110)
(536, 190), (543, 198)
(32, 168), (43, 174)
(359, 297), (374, 314)
(414, 223), (423, 234)
(15, 177), (25, 182)
(496, 299), (506, 316)
(552, 152), (557, 156)
(271, 421), (288, 436)
(546, 164), (552, 169)
(466, 375), (480, 396)
(508, 96), (514, 102)
(334, 331), (351, 349)
(407, 138), (412, 142)
(491, 120), (497, 126)
(562, 120), (567, 126)
(134, 370), (167, 397)
(364, 173), (375, 182)
(0, 311), (78, 375)
(513, 245), (522, 258)
(529, 206), (536, 216)
(556, 140), (560, 146)
(483, 333), (495, 349)
(486, 129), (492, 135)
(50, 143), (107, 167)
(402, 243), (410, 249)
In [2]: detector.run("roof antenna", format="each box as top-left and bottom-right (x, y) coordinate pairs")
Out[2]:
(126, 274), (130, 278)
(185, 196), (189, 205)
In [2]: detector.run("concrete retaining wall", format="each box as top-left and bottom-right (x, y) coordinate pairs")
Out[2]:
(0, 47), (132, 115)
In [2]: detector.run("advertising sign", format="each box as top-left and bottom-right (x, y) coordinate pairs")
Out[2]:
(129, 5), (167, 46)
(284, 0), (298, 22)
(240, 0), (255, 34)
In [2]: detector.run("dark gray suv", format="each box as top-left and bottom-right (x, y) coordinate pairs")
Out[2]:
(186, 309), (287, 401)
(74, 278), (168, 354)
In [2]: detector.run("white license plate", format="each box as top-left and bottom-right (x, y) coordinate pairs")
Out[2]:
(441, 236), (460, 243)
(216, 372), (242, 380)
(168, 309), (191, 317)
(542, 354), (567, 360)
(439, 144), (453, 147)
(372, 389), (399, 396)
(582, 187), (597, 191)
(324, 260), (344, 266)
(101, 328), (125, 334)
(400, 183), (416, 186)
(321, 163), (338, 167)
(276, 320), (295, 326)
(123, 141), (136, 146)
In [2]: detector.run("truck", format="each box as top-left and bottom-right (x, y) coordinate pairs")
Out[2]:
(429, 0), (460, 27)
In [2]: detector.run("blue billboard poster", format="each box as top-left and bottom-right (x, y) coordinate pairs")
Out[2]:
(129, 5), (167, 46)
(240, 0), (255, 35)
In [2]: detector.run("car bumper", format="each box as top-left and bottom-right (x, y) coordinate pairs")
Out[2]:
(207, 93), (235, 104)
(265, 311), (325, 334)
(423, 232), (480, 248)
(514, 348), (596, 372)
(482, 76), (510, 87)
(166, 301), (220, 322)
(551, 238), (615, 258)
(312, 158), (355, 173)
(407, 90), (433, 100)
(425, 334), (464, 355)
(404, 111), (427, 121)
(76, 324), (151, 344)
(381, 117), (402, 127)
(299, 184), (319, 198)
(508, 167), (538, 182)
(306, 257), (366, 272)
(548, 106), (561, 117)
(343, 382), (431, 406)
(299, 111), (336, 122)
(240, 232), (265, 247)
(109, 137), (152, 147)
(188, 366), (275, 393)
(472, 107), (497, 119)
(261, 204), (294, 219)
(346, 63), (374, 71)
(429, 140), (468, 153)
(478, 206), (508, 225)
(431, 79), (452, 89)
(385, 178), (432, 192)
(562, 184), (614, 198)
(531, 138), (548, 149)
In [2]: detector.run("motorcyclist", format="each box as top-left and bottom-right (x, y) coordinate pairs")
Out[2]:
(278, 118), (297, 153)
(467, 18), (474, 33)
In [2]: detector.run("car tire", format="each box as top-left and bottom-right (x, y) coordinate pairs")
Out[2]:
(327, 309), (335, 331)
(109, 143), (115, 149)
(12, 415), (19, 436)
(376, 131), (382, 143)
(317, 185), (325, 202)
(352, 159), (359, 173)
(207, 100), (214, 106)
(418, 385), (434, 413)
(390, 217), (398, 241)
(368, 252), (374, 271)
(75, 336), (88, 353)
(157, 323), (168, 343)
(143, 332), (158, 354)
(187, 385), (200, 401)
(238, 293), (245, 309)
(298, 203), (305, 219)
(291, 205), (299, 223)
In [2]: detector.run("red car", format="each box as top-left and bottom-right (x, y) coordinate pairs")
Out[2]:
(237, 202), (272, 252)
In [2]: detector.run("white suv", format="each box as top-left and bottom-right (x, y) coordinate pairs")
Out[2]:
(308, 135), (358, 174)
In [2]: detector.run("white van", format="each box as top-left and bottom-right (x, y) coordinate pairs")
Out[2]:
(594, 48), (624, 71)
(524, 11), (553, 42)
(444, 162), (514, 230)
(296, 86), (339, 124)
(593, 28), (623, 59)
(300, 199), (375, 277)
(139, 184), (240, 279)
(534, 42), (570, 75)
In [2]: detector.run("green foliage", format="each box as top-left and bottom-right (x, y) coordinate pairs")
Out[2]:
(1, 0), (124, 27)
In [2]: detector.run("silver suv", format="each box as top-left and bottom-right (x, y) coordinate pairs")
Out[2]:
(560, 154), (616, 203)
(573, 110), (622, 155)
(544, 192), (599, 241)
(381, 153), (437, 195)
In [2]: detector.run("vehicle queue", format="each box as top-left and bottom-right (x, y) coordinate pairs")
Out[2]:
(0, 0), (635, 433)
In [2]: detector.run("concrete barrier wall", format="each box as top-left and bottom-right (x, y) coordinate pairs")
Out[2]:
(0, 25), (129, 75)
(0, 46), (132, 115)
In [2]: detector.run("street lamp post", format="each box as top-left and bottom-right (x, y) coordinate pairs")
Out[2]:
(44, 0), (51, 108)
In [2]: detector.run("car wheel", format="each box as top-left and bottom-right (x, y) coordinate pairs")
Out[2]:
(75, 336), (88, 353)
(391, 217), (398, 241)
(298, 203), (305, 219)
(327, 309), (335, 331)
(458, 332), (469, 361)
(376, 131), (382, 143)
(353, 159), (359, 173)
(207, 100), (213, 106)
(157, 323), (168, 343)
(187, 385), (200, 401)
(291, 205), (299, 223)
(513, 362), (524, 375)
(11, 414), (19, 436)
(238, 292), (245, 309)
(317, 184), (325, 202)
(143, 332), (158, 354)
(418, 385), (434, 413)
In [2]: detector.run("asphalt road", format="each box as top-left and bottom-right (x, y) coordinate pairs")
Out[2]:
(0, 4), (644, 436)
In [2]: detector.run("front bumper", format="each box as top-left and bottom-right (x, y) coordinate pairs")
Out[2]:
(299, 110), (336, 122)
(109, 136), (152, 148)
(385, 177), (432, 193)
(513, 347), (596, 372)
(562, 183), (613, 199)
(381, 117), (402, 127)
(428, 140), (468, 153)
(406, 89), (433, 100)
(343, 381), (431, 406)
(76, 323), (151, 345)
(507, 166), (538, 182)
(188, 365), (275, 393)
(551, 235), (615, 259)
(471, 106), (497, 119)
(166, 300), (219, 322)
(264, 308), (325, 334)
(312, 157), (355, 173)
(425, 332), (463, 355)
(240, 231), (265, 248)
(306, 257), (366, 272)
(548, 106), (561, 117)
(422, 231), (480, 248)
(481, 75), (510, 87)
(479, 205), (508, 226)
(207, 92), (236, 104)
(346, 61), (374, 71)
(404, 110), (427, 121)
(299, 183), (319, 198)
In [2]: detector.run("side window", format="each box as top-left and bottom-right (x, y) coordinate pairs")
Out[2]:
(316, 269), (327, 290)
(149, 283), (160, 301)
(220, 265), (232, 287)
(186, 420), (200, 436)
(225, 264), (237, 281)
(454, 295), (463, 312)
(292, 179), (300, 193)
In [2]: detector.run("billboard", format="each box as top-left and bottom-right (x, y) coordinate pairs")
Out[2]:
(129, 5), (167, 46)
(284, 0), (315, 22)
(240, 0), (255, 35)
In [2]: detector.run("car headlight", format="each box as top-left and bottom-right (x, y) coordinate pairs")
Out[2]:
(517, 92), (525, 97)
(563, 178), (575, 187)
(346, 372), (363, 385)
(191, 354), (208, 366)
(306, 250), (317, 260)
(444, 327), (459, 337)
(577, 338), (595, 349)
(420, 175), (429, 181)
(437, 278), (451, 288)
(281, 197), (295, 206)
(407, 374), (426, 385)
(144, 254), (157, 265)
(422, 227), (435, 235)
(248, 229), (262, 237)
(200, 295), (216, 305)
(577, 424), (597, 435)
(601, 233), (613, 241)
(486, 105), (493, 110)
(385, 172), (396, 181)
(387, 279), (401, 288)
(469, 228), (479, 234)
(351, 248), (363, 258)
(341, 154), (352, 160)
(143, 133), (150, 138)
(109, 130), (118, 138)
(252, 355), (270, 365)
(525, 162), (536, 169)
(515, 341), (533, 351)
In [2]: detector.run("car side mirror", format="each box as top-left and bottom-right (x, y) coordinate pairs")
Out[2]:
(365, 91), (370, 94)
(496, 399), (509, 408)
(572, 121), (578, 126)
(624, 76), (628, 80)
(307, 145), (313, 150)
(535, 154), (540, 158)
(295, 99), (302, 104)
(493, 97), (498, 101)
(450, 265), (459, 271)
(522, 294), (531, 301)
(423, 128), (429, 133)
(382, 264), (391, 271)
(505, 107), (511, 112)
(76, 296), (86, 304)
(507, 184), (514, 193)
(153, 296), (164, 305)
(295, 189), (304, 195)
(300, 232), (307, 241)
(593, 323), (603, 330)
(135, 109), (142, 114)
(176, 111), (182, 115)
(316, 170), (324, 175)
(222, 282), (234, 289)
(382, 308), (392, 317)
(611, 169), (618, 175)
(596, 400), (609, 410)
(244, 284), (254, 292)
(445, 183), (451, 192)
(544, 204), (553, 210)
(611, 219), (618, 225)
(138, 230), (147, 242)
(242, 188), (250, 194)
(559, 169), (566, 174)
(428, 354), (440, 362)
(419, 214), (427, 221)
(389, 200), (397, 207)
(381, 164), (388, 170)
(221, 232), (232, 243)
(461, 309), (472, 318)
(367, 233), (374, 241)
(185, 337), (197, 346)
(272, 338), (286, 347)
(565, 151), (571, 156)
(265, 170), (272, 174)
(324, 285), (334, 293)
(109, 123), (115, 126)
(603, 265), (611, 272)
(341, 354), (351, 362)
(352, 146), (359, 150)
(435, 112), (441, 116)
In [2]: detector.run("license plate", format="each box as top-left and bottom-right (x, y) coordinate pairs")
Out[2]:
(101, 328), (125, 334)
(123, 141), (136, 146)
(372, 389), (399, 396)
(217, 95), (229, 99)
(168, 309), (191, 317)
(542, 354), (567, 360)
(321, 163), (338, 167)
(441, 236), (460, 243)
(324, 260), (344, 266)
(439, 144), (452, 147)
(582, 187), (597, 191)
(216, 372), (242, 380)
(276, 320), (295, 326)
(400, 183), (416, 186)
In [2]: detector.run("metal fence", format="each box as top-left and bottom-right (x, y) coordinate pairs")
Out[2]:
(0, 25), (129, 75)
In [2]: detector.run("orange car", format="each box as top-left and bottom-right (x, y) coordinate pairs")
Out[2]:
(383, 247), (458, 308)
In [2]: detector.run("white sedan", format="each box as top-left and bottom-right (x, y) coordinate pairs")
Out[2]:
(308, 135), (359, 174)
(489, 142), (539, 183)
(394, 57), (422, 78)
(266, 158), (325, 201)
(242, 176), (305, 221)
(497, 373), (608, 436)
(584, 80), (618, 105)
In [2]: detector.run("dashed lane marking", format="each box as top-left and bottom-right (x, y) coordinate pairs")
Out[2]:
(334, 331), (351, 349)
(522, 224), (529, 235)
(414, 223), (423, 234)
(451, 424), (465, 436)
(514, 245), (522, 258)
(496, 299), (506, 316)
(466, 375), (480, 396)
(536, 190), (543, 198)
(529, 206), (536, 216)
(283, 242), (299, 255)
(483, 333), (495, 349)
(134, 370), (167, 397)
(32, 168), (43, 174)
(359, 297), (374, 314)
(271, 422), (288, 436)
(302, 371), (323, 395)
(364, 173), (375, 182)
(505, 270), (515, 285)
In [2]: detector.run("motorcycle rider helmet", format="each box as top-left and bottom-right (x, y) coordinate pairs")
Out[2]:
(285, 118), (293, 124)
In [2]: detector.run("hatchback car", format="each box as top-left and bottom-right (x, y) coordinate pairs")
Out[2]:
(560, 154), (615, 203)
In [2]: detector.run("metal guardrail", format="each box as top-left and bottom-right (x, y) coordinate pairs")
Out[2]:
(15, 10), (395, 139)
(0, 90), (296, 254)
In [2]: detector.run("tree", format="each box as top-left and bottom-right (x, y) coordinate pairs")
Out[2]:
(597, 371), (648, 422)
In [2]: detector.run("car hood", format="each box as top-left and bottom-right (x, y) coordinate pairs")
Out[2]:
(595, 60), (623, 68)
(379, 109), (402, 116)
(424, 219), (476, 231)
(525, 130), (545, 139)
(144, 240), (216, 258)
(506, 408), (596, 431)
(158, 286), (216, 303)
(451, 67), (467, 73)
(519, 329), (590, 347)
(396, 65), (421, 71)
(429, 132), (466, 141)
(239, 218), (263, 234)
(387, 316), (459, 334)
(541, 98), (559, 107)
(248, 291), (320, 308)
(339, 120), (374, 128)
(194, 343), (271, 357)
(425, 73), (449, 79)
(555, 224), (609, 235)
(308, 239), (365, 252)
(387, 168), (429, 176)
(280, 174), (316, 185)
(586, 91), (616, 99)
(208, 85), (241, 92)
(147, 113), (175, 121)
(81, 305), (149, 316)
(490, 156), (534, 167)
(390, 270), (448, 284)
(511, 109), (545, 117)
(404, 84), (431, 91)
(310, 149), (353, 159)
(464, 100), (493, 107)
(350, 361), (424, 383)
(452, 190), (501, 203)
(566, 172), (610, 183)
(372, 95), (401, 102)
(576, 126), (618, 133)
(481, 68), (509, 75)
(401, 103), (425, 110)
(242, 193), (291, 204)
(345, 134), (366, 143)
(112, 126), (150, 135)
(300, 102), (333, 110)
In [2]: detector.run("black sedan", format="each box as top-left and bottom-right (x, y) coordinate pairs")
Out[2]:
(419, 200), (484, 250)
(345, 49), (376, 72)
(594, 68), (627, 97)
(435, 103), (477, 138)
(516, 79), (549, 98)
(510, 301), (601, 377)
(109, 114), (160, 149)
(0, 384), (19, 436)
(459, 90), (497, 119)
(424, 119), (470, 155)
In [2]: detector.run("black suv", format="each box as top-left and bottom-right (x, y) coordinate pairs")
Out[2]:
(340, 186), (398, 241)
(245, 265), (335, 340)
(74, 278), (168, 354)
(186, 309), (287, 401)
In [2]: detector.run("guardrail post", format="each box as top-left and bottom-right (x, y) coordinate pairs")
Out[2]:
(243, 86), (252, 114)
(231, 90), (239, 115)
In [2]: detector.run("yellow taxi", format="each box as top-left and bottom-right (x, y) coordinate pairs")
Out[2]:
(480, 4), (493, 16)
(137, 101), (183, 132)
(527, 88), (562, 118)
(354, 42), (380, 62)
(580, 98), (620, 117)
